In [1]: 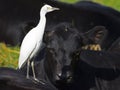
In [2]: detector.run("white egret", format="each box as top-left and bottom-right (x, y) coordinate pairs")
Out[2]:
(18, 4), (59, 82)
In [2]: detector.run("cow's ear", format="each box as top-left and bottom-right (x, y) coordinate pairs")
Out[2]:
(84, 26), (108, 45)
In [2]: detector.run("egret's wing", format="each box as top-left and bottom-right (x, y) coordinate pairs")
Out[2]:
(18, 42), (37, 69)
(18, 30), (37, 69)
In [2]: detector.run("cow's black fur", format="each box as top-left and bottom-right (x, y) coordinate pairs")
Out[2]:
(0, 67), (57, 90)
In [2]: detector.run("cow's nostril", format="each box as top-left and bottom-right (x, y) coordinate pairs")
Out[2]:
(55, 73), (62, 80)
(58, 73), (62, 77)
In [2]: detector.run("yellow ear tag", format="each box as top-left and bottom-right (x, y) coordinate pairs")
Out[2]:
(82, 44), (101, 51)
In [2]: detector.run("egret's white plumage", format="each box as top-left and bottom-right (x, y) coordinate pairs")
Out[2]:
(18, 4), (59, 81)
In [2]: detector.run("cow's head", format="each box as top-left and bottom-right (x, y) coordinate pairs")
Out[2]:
(44, 22), (108, 85)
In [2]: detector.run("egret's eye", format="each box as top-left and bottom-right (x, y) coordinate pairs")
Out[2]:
(47, 7), (52, 10)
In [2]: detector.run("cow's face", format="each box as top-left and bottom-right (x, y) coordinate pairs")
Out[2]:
(44, 23), (81, 84)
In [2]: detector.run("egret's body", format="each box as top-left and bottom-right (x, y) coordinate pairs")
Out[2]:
(18, 12), (46, 69)
(18, 4), (59, 82)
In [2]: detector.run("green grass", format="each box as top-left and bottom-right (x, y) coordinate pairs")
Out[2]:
(0, 43), (19, 68)
(60, 0), (79, 3)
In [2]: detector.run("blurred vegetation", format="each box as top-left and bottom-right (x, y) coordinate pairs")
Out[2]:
(0, 43), (19, 68)
(0, 0), (120, 68)
(60, 0), (79, 3)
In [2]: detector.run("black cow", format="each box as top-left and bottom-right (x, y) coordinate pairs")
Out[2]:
(43, 22), (108, 86)
(0, 0), (120, 47)
(0, 67), (57, 90)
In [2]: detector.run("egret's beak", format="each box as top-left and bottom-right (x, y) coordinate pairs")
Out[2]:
(52, 7), (60, 11)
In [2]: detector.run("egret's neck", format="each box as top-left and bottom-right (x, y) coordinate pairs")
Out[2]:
(36, 12), (46, 39)
(36, 11), (46, 35)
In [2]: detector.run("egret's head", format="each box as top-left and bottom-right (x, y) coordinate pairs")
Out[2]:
(41, 4), (59, 14)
